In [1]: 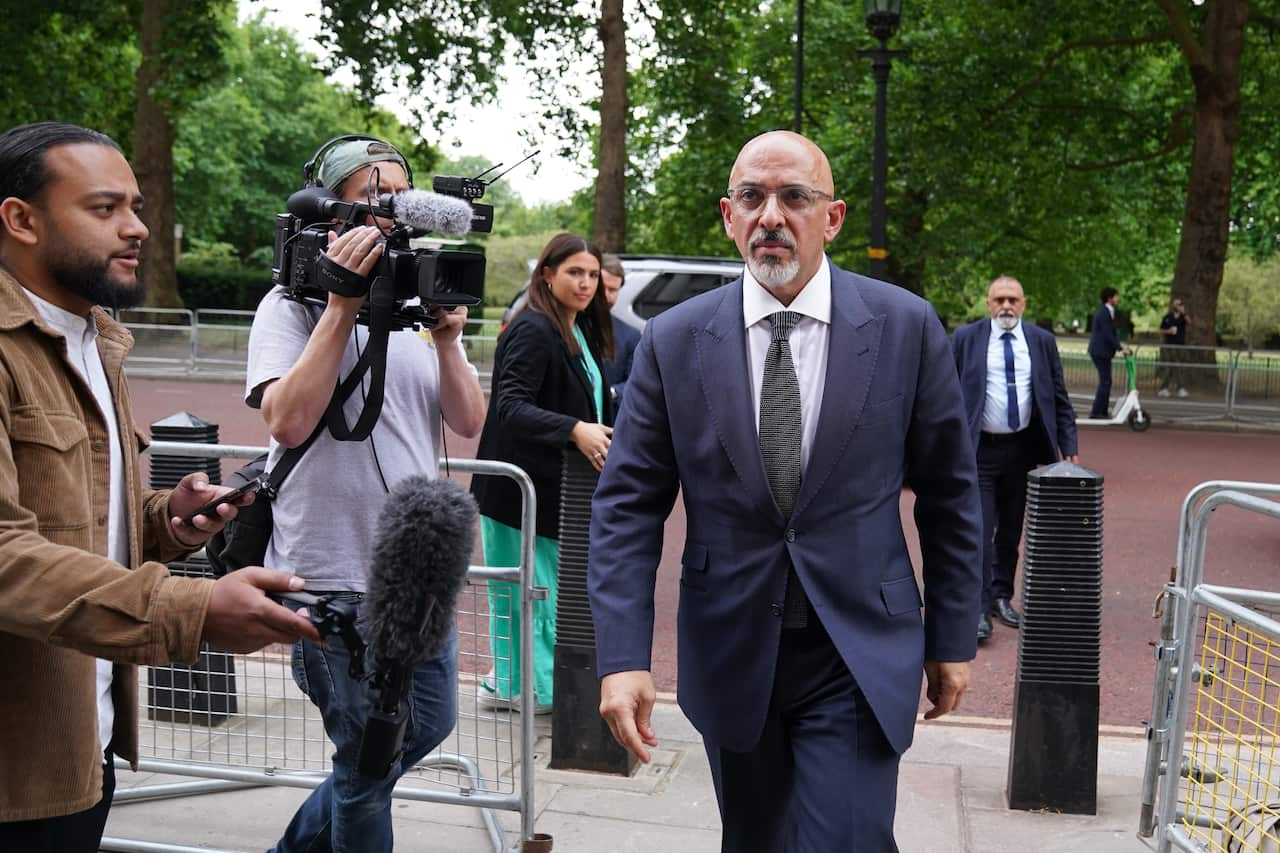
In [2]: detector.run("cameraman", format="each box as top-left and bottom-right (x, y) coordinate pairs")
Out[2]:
(245, 137), (485, 853)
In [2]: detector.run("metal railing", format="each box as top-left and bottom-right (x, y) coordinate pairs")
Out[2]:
(102, 441), (545, 853)
(116, 311), (501, 383)
(1139, 481), (1280, 852)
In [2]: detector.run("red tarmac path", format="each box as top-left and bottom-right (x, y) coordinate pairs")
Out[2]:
(131, 376), (1280, 729)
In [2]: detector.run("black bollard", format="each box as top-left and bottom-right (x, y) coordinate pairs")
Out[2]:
(548, 449), (637, 775)
(145, 413), (237, 726)
(148, 412), (221, 488)
(1006, 461), (1102, 814)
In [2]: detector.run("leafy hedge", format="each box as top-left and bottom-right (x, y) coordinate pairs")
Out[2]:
(177, 261), (273, 312)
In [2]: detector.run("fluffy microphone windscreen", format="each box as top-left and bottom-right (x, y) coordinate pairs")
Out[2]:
(361, 475), (476, 667)
(392, 190), (474, 236)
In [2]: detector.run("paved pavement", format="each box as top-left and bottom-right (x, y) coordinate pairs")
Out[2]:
(103, 700), (1153, 852)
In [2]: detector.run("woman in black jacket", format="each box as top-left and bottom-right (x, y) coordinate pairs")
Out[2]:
(472, 232), (615, 711)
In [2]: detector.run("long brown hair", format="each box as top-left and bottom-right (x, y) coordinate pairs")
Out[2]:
(518, 232), (615, 362)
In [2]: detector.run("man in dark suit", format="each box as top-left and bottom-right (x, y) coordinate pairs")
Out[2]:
(600, 253), (640, 405)
(587, 131), (982, 852)
(952, 276), (1079, 644)
(1087, 286), (1130, 418)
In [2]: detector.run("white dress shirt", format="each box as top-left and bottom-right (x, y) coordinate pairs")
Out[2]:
(982, 318), (1032, 435)
(743, 258), (831, 471)
(24, 288), (127, 758)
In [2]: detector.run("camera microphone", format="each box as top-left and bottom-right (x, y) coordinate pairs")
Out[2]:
(382, 190), (474, 237)
(356, 475), (476, 777)
(286, 186), (474, 236)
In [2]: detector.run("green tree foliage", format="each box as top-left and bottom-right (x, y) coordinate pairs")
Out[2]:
(174, 13), (432, 262)
(1218, 254), (1280, 352)
(0, 4), (138, 143)
(627, 0), (1280, 332)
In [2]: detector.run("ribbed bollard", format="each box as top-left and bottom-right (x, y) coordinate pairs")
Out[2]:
(1007, 461), (1103, 814)
(148, 412), (221, 488)
(146, 413), (236, 726)
(548, 449), (636, 774)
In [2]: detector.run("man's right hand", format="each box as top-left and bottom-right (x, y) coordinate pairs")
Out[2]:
(599, 670), (659, 763)
(324, 226), (384, 314)
(202, 568), (321, 653)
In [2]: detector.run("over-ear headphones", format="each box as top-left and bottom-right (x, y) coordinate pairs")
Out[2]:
(302, 134), (414, 189)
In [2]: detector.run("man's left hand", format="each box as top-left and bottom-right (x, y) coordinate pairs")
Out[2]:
(923, 659), (970, 720)
(430, 305), (469, 347)
(168, 473), (252, 545)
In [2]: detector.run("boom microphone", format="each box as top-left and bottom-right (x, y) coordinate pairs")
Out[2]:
(285, 186), (474, 236)
(356, 475), (476, 777)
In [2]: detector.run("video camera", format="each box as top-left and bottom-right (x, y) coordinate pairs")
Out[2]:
(270, 175), (495, 330)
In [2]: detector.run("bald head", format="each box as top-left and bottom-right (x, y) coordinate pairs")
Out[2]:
(720, 131), (845, 305)
(729, 131), (835, 196)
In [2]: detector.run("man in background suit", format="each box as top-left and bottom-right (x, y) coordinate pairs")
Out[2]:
(587, 130), (982, 852)
(952, 276), (1078, 644)
(600, 253), (640, 405)
(1087, 286), (1130, 418)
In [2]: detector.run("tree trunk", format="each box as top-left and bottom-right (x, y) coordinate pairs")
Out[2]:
(1168, 0), (1246, 358)
(592, 0), (627, 253)
(132, 0), (182, 309)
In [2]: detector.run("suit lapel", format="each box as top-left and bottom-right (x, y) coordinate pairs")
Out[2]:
(793, 270), (881, 517)
(696, 280), (779, 520)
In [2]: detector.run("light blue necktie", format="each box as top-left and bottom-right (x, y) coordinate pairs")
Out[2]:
(1002, 332), (1020, 431)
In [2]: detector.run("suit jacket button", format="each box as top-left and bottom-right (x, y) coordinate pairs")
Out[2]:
(770, 603), (783, 617)
(785, 529), (797, 542)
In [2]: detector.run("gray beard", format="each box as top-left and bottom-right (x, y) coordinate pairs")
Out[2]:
(748, 255), (801, 290)
(995, 314), (1018, 331)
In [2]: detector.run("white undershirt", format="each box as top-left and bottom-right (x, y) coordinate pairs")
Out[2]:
(982, 318), (1033, 434)
(24, 289), (127, 758)
(743, 258), (831, 472)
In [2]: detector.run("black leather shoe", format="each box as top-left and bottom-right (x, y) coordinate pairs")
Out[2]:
(977, 613), (993, 643)
(991, 597), (1021, 628)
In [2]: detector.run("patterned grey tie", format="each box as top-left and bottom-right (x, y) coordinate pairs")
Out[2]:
(759, 311), (809, 628)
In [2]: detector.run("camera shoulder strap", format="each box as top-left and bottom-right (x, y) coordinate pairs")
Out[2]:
(323, 274), (393, 442)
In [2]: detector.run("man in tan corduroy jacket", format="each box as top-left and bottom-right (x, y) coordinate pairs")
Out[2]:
(0, 122), (322, 852)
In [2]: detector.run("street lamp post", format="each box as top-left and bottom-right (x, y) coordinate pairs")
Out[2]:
(857, 0), (906, 281)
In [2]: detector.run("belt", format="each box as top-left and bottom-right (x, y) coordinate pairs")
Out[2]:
(980, 430), (1029, 445)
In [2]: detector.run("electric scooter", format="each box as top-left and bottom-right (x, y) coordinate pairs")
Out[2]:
(1077, 352), (1150, 431)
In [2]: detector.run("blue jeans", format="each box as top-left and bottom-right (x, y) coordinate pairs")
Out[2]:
(271, 603), (458, 853)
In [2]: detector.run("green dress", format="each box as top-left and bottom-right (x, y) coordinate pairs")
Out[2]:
(481, 324), (604, 705)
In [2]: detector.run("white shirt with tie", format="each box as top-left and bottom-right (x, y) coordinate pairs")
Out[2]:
(743, 258), (831, 472)
(982, 318), (1032, 435)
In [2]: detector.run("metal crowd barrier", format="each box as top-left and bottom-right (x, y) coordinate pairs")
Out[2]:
(102, 442), (545, 853)
(1139, 480), (1280, 852)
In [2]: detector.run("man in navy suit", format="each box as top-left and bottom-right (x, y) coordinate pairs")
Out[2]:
(951, 276), (1078, 644)
(600, 253), (640, 405)
(587, 131), (982, 852)
(1087, 286), (1130, 418)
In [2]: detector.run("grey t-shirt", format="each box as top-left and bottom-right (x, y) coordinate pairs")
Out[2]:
(245, 287), (475, 591)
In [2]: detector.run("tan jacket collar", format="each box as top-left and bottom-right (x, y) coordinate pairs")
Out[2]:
(0, 266), (133, 348)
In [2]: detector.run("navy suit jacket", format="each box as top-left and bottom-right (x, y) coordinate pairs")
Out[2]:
(951, 320), (1078, 461)
(1088, 305), (1121, 359)
(603, 315), (641, 404)
(587, 261), (982, 755)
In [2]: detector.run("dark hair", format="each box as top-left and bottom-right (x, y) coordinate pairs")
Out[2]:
(1100, 287), (1118, 304)
(520, 232), (615, 362)
(0, 122), (121, 203)
(601, 253), (625, 282)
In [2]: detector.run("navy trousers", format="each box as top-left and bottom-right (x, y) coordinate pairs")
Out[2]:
(703, 618), (901, 853)
(976, 430), (1038, 611)
(1090, 356), (1113, 418)
(0, 751), (114, 853)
